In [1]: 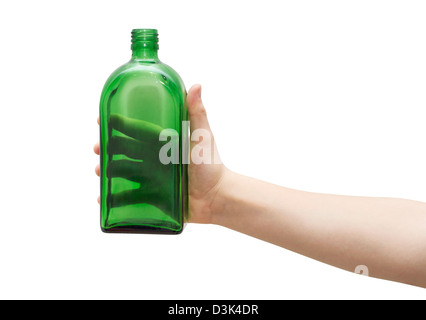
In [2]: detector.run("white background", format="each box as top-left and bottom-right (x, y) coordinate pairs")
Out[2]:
(0, 0), (425, 299)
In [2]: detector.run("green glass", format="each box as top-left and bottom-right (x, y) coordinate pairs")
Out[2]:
(99, 29), (187, 234)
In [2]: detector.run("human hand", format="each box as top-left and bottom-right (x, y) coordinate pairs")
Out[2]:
(94, 84), (228, 224)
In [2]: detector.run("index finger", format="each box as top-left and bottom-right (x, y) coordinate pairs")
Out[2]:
(110, 114), (164, 143)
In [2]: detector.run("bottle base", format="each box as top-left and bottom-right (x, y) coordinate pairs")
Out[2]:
(101, 225), (183, 235)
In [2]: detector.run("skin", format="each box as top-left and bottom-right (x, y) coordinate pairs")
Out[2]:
(95, 84), (426, 288)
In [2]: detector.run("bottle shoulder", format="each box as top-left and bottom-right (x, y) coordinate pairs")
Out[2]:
(101, 60), (185, 94)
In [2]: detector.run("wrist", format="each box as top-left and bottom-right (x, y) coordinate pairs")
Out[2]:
(209, 169), (242, 226)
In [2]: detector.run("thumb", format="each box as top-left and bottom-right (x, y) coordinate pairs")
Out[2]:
(186, 84), (212, 133)
(186, 84), (222, 165)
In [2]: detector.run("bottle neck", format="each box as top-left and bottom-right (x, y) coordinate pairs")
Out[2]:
(130, 29), (159, 62)
(131, 48), (159, 61)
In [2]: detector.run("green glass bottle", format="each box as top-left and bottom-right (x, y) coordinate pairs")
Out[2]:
(99, 29), (187, 234)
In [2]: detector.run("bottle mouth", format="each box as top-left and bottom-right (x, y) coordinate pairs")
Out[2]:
(131, 29), (159, 50)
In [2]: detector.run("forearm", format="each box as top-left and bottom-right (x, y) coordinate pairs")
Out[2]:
(211, 170), (426, 287)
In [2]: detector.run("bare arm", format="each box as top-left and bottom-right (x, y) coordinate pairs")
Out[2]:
(210, 170), (426, 288)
